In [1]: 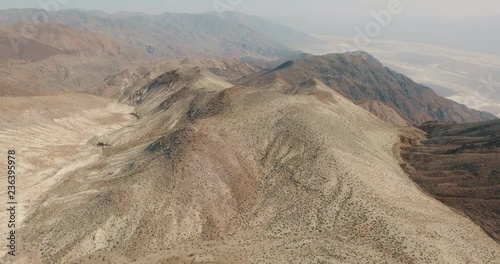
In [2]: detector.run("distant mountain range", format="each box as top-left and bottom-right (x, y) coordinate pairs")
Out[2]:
(0, 9), (316, 96)
(0, 9), (306, 59)
(214, 11), (318, 47)
(0, 8), (497, 124)
(0, 23), (149, 96)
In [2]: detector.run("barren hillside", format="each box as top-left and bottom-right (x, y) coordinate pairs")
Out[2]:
(0, 93), (135, 262)
(2, 65), (499, 263)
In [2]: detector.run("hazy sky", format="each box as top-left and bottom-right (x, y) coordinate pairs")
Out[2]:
(1, 0), (499, 18)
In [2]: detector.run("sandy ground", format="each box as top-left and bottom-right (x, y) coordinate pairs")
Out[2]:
(0, 93), (135, 259)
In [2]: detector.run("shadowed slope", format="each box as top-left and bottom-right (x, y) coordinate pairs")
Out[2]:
(401, 120), (500, 242)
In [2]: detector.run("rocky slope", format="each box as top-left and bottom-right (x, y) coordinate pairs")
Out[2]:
(401, 120), (500, 243)
(358, 100), (412, 126)
(3, 65), (499, 263)
(235, 52), (498, 124)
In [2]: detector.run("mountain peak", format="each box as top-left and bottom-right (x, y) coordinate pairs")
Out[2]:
(236, 52), (497, 124)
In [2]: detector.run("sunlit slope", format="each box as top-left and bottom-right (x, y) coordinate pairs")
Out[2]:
(0, 93), (135, 262)
(5, 66), (499, 263)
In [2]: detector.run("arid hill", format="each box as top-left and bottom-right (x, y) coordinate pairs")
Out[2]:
(3, 65), (499, 263)
(0, 23), (144, 64)
(0, 23), (152, 96)
(87, 57), (261, 99)
(177, 57), (260, 80)
(235, 51), (497, 124)
(401, 120), (500, 243)
(0, 93), (136, 263)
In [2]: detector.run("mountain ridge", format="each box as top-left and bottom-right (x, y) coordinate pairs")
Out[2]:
(235, 52), (498, 124)
(5, 65), (499, 263)
(0, 9), (302, 60)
